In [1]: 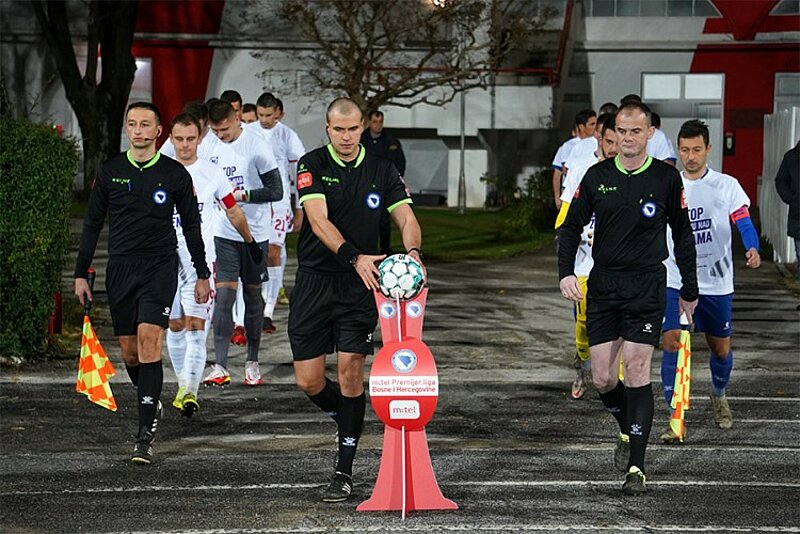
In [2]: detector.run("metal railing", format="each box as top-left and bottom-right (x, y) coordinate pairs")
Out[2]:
(758, 107), (799, 263)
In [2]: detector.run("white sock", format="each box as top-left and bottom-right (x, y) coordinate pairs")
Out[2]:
(183, 330), (208, 396)
(263, 267), (281, 318)
(166, 329), (187, 387)
(233, 282), (245, 326)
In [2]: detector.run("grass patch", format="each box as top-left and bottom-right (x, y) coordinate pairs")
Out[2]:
(391, 207), (551, 261)
(71, 202), (550, 262)
(283, 207), (551, 261)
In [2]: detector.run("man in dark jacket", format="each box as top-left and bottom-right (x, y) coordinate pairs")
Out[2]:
(775, 142), (800, 277)
(361, 110), (406, 254)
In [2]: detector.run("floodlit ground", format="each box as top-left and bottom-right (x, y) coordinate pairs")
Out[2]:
(1, 221), (798, 533)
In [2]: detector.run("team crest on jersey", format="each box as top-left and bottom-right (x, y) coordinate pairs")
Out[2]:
(153, 189), (168, 205)
(641, 201), (656, 218)
(366, 192), (381, 209)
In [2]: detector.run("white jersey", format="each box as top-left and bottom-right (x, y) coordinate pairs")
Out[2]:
(560, 157), (599, 277)
(647, 128), (677, 162)
(551, 137), (579, 171)
(221, 127), (279, 242)
(161, 133), (250, 243)
(564, 136), (598, 175)
(665, 167), (750, 295)
(245, 121), (306, 208)
(173, 159), (236, 269)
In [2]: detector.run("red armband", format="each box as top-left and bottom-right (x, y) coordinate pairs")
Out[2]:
(221, 193), (236, 209)
(730, 205), (750, 223)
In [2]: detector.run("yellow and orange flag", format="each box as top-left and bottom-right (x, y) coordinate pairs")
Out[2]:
(76, 315), (117, 411)
(669, 329), (692, 441)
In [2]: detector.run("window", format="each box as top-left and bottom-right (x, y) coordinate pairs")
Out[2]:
(772, 0), (800, 15)
(587, 0), (720, 17)
(685, 74), (723, 100)
(642, 73), (724, 101)
(640, 0), (667, 16)
(643, 74), (682, 100)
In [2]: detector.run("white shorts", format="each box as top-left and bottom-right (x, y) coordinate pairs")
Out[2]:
(169, 249), (215, 321)
(266, 201), (294, 246)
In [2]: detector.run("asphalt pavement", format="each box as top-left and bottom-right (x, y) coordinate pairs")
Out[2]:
(1, 223), (799, 533)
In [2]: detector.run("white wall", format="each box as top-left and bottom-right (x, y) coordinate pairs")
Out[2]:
(447, 149), (488, 208)
(207, 48), (552, 207)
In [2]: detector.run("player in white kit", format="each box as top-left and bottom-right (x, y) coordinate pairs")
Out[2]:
(165, 113), (260, 416)
(555, 114), (618, 400)
(243, 92), (306, 333)
(659, 120), (761, 442)
(205, 99), (282, 387)
(161, 101), (251, 347)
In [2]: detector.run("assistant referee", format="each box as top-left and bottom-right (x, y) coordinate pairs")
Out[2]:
(74, 102), (210, 465)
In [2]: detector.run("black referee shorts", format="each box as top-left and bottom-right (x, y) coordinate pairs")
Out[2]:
(586, 267), (666, 347)
(106, 254), (178, 336)
(288, 269), (378, 361)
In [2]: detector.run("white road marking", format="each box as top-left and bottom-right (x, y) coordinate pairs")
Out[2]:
(95, 525), (800, 533)
(5, 478), (800, 497)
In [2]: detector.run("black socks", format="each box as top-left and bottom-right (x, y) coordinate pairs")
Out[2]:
(335, 393), (366, 477)
(307, 378), (341, 421)
(137, 361), (163, 434)
(626, 383), (654, 471)
(598, 381), (628, 434)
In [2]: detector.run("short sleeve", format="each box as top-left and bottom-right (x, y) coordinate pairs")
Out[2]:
(727, 178), (751, 214)
(214, 167), (235, 200)
(296, 156), (325, 204)
(383, 164), (413, 213)
(253, 135), (279, 174)
(287, 131), (306, 162)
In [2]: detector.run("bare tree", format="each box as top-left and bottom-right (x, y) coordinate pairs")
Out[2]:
(31, 0), (138, 194)
(250, 0), (553, 112)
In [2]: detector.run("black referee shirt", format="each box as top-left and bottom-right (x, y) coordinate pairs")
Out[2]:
(558, 155), (698, 301)
(296, 144), (412, 273)
(74, 150), (209, 279)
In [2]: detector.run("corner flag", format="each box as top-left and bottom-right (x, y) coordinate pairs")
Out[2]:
(76, 314), (117, 411)
(668, 329), (692, 441)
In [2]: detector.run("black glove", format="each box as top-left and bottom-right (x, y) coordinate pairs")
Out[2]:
(246, 240), (264, 265)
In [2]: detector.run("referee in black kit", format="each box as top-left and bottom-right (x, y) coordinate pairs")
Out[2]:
(557, 102), (697, 495)
(74, 102), (210, 464)
(290, 97), (423, 503)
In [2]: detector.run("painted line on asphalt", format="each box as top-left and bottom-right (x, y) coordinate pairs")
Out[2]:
(5, 478), (800, 497)
(96, 527), (800, 534)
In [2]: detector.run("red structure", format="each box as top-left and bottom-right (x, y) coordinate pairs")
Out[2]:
(358, 289), (458, 518)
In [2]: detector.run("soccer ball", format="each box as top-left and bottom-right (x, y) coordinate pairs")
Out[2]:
(378, 254), (425, 300)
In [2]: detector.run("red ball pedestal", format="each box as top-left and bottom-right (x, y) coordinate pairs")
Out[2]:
(357, 289), (458, 517)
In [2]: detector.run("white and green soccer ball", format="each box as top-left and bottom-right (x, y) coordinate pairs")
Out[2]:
(378, 254), (425, 300)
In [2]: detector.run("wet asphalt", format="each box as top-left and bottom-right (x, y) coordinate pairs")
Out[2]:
(1, 225), (799, 533)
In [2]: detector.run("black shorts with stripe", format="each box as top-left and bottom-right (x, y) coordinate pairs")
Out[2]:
(287, 269), (378, 361)
(106, 254), (178, 336)
(586, 266), (666, 347)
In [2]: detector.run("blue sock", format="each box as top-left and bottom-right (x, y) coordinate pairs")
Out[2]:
(710, 351), (733, 396)
(661, 350), (678, 409)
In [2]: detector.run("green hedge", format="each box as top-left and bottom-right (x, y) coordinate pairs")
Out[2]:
(0, 117), (78, 361)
